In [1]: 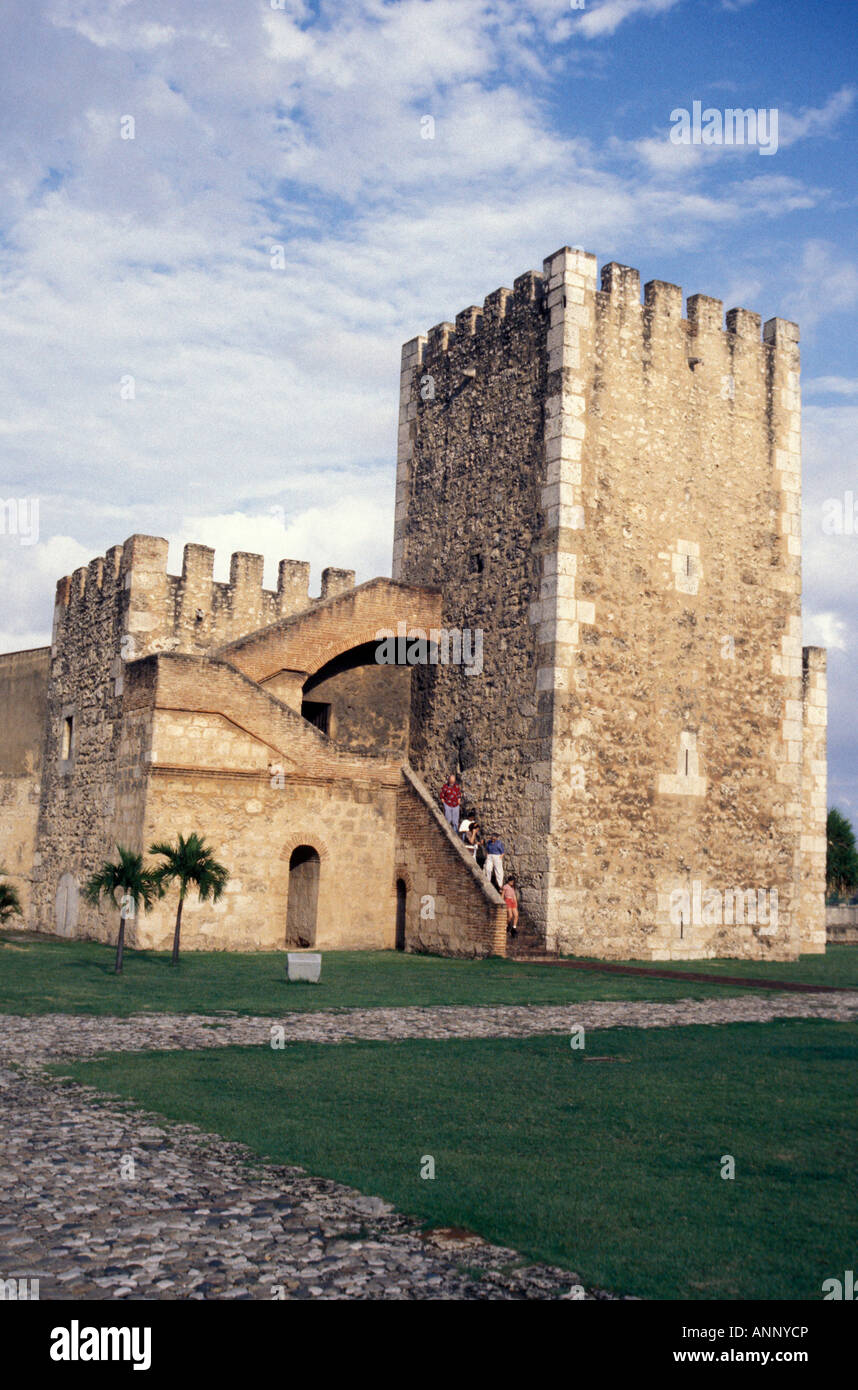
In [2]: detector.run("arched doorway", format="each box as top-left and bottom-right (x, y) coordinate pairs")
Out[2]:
(286, 846), (320, 947)
(395, 878), (407, 951)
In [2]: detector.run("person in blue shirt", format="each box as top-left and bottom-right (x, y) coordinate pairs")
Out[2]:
(484, 834), (505, 890)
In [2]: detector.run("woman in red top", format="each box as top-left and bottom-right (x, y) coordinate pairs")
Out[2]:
(440, 773), (462, 831)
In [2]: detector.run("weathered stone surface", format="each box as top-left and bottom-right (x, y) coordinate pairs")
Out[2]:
(393, 249), (825, 961)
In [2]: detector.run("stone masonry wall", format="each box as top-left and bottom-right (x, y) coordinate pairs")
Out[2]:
(392, 271), (553, 935)
(545, 260), (809, 960)
(799, 646), (827, 951)
(76, 649), (403, 950)
(132, 768), (398, 952)
(0, 647), (49, 914)
(30, 535), (349, 937)
(305, 663), (412, 758)
(217, 579), (441, 685)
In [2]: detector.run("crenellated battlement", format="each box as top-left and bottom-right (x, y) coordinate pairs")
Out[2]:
(597, 258), (797, 351)
(53, 534), (356, 659)
(405, 248), (798, 375)
(410, 267), (552, 368)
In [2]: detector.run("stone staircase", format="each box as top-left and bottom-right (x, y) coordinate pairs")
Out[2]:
(504, 917), (554, 961)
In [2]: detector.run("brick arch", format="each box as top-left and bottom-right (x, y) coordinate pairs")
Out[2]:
(279, 834), (331, 865)
(218, 579), (442, 685)
(299, 628), (399, 682)
(393, 865), (415, 895)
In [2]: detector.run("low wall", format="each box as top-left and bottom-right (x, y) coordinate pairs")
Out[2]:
(826, 904), (858, 944)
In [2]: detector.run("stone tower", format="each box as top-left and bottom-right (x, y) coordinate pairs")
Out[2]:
(393, 246), (827, 960)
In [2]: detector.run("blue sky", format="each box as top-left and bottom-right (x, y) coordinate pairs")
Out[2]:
(0, 0), (856, 808)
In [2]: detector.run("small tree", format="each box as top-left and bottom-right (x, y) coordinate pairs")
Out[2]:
(149, 833), (229, 965)
(826, 808), (858, 901)
(0, 872), (23, 927)
(83, 846), (160, 974)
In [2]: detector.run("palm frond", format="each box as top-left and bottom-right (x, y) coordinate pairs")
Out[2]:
(148, 832), (230, 904)
(0, 877), (23, 924)
(83, 845), (160, 912)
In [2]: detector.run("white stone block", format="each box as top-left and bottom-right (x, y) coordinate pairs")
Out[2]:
(545, 458), (582, 487)
(543, 552), (578, 576)
(541, 481), (578, 511)
(288, 953), (322, 982)
(564, 303), (592, 327)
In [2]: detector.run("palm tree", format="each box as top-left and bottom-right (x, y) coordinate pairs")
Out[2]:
(0, 871), (23, 927)
(83, 846), (160, 974)
(149, 833), (229, 965)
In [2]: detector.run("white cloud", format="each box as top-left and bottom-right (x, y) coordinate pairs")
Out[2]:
(167, 491), (394, 595)
(782, 241), (858, 335)
(0, 534), (94, 651)
(778, 86), (856, 147)
(804, 612), (848, 652)
(575, 0), (682, 39)
(802, 403), (858, 620)
(805, 376), (858, 397)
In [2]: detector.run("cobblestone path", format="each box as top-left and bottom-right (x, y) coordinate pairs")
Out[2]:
(0, 1065), (602, 1301)
(1, 990), (856, 1063)
(2, 992), (855, 1300)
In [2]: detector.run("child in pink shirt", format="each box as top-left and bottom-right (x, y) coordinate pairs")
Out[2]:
(502, 877), (518, 936)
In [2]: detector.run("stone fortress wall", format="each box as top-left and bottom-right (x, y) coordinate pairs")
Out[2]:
(394, 246), (827, 960)
(9, 533), (502, 955)
(27, 536), (383, 946)
(0, 241), (829, 960)
(0, 646), (51, 915)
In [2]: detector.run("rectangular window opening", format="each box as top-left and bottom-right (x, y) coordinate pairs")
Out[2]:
(61, 715), (74, 761)
(301, 701), (331, 736)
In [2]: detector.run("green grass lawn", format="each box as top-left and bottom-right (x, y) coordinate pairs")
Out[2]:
(2, 933), (856, 1017)
(581, 949), (858, 989)
(58, 1018), (858, 1300)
